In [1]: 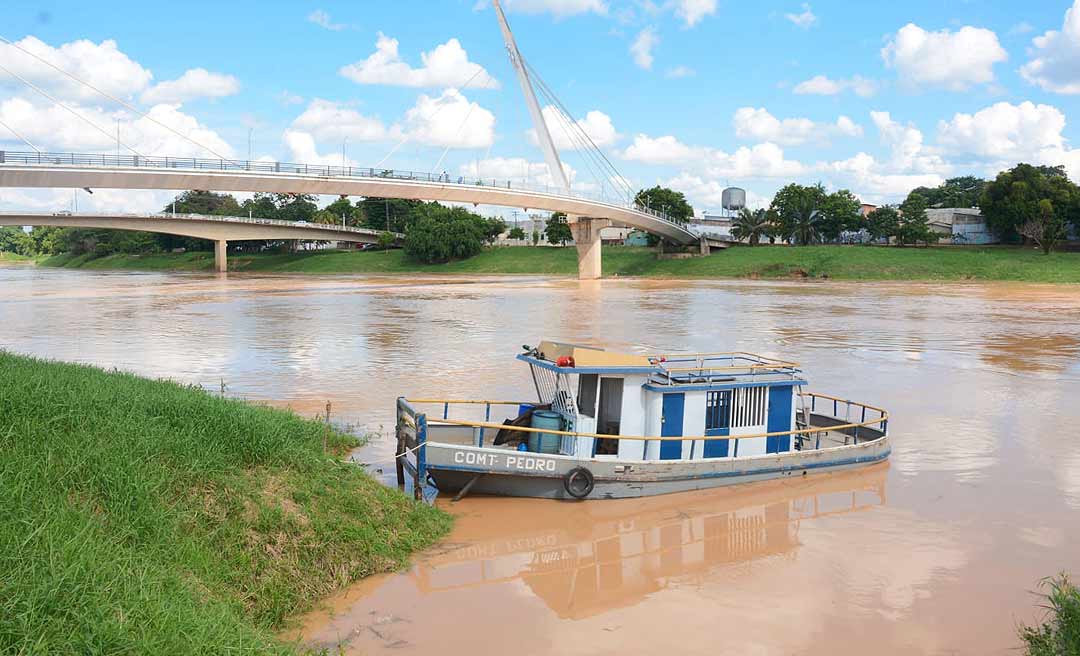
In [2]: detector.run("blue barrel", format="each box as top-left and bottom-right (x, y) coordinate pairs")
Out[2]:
(529, 410), (563, 454)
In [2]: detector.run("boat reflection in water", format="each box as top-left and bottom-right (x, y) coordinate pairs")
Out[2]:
(292, 464), (888, 654)
(415, 464), (886, 620)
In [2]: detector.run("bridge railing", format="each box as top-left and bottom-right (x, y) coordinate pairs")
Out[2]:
(0, 150), (690, 234)
(9, 210), (397, 236)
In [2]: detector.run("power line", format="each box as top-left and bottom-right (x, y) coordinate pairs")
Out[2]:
(0, 35), (228, 160)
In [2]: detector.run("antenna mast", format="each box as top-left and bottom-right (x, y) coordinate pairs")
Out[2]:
(492, 0), (571, 194)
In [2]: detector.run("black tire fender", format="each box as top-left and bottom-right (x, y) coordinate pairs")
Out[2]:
(563, 467), (595, 499)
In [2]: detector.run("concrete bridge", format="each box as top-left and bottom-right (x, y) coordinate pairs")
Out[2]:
(0, 210), (396, 272)
(0, 151), (701, 278)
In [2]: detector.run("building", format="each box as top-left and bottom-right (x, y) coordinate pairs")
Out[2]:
(926, 208), (995, 245)
(687, 211), (734, 240)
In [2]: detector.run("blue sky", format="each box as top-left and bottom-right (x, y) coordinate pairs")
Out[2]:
(2, 0), (1080, 214)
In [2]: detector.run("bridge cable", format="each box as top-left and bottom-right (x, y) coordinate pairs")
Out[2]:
(0, 36), (230, 161)
(0, 115), (41, 153)
(524, 59), (636, 203)
(0, 60), (143, 157)
(374, 67), (490, 170)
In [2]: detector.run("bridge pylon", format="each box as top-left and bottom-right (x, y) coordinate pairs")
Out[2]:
(569, 217), (610, 280)
(214, 240), (228, 273)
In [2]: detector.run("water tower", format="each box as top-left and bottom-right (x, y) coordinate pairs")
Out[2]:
(721, 187), (746, 214)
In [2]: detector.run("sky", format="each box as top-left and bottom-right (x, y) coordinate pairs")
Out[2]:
(2, 0), (1080, 216)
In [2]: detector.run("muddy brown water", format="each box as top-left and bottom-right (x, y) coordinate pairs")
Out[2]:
(2, 265), (1079, 654)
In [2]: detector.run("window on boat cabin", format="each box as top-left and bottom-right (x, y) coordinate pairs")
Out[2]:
(594, 377), (623, 455)
(705, 390), (732, 430)
(577, 373), (598, 418)
(731, 386), (767, 428)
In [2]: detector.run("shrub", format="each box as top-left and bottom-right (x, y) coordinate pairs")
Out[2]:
(1019, 574), (1080, 656)
(403, 205), (488, 263)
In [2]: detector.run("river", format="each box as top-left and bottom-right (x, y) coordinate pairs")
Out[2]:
(2, 264), (1079, 654)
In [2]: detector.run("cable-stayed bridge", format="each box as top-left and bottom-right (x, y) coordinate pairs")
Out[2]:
(0, 1), (708, 278)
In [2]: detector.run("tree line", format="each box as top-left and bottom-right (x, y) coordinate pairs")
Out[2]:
(726, 163), (1080, 254)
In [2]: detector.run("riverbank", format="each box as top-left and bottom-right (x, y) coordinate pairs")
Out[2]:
(0, 252), (30, 263)
(0, 352), (450, 654)
(37, 245), (1080, 282)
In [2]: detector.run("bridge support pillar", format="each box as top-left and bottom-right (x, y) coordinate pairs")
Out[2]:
(214, 240), (228, 273)
(569, 217), (610, 280)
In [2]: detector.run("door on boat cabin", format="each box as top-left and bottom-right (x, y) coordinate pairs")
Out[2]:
(593, 377), (623, 456)
(660, 393), (684, 460)
(704, 390), (732, 458)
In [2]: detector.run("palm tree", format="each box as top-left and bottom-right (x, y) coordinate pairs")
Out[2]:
(731, 208), (771, 246)
(789, 204), (822, 246)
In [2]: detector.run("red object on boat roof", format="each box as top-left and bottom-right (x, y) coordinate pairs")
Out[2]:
(556, 356), (575, 367)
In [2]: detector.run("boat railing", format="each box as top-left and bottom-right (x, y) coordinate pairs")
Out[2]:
(397, 394), (888, 491)
(651, 352), (803, 383)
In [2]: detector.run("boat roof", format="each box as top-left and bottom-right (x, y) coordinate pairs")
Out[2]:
(518, 340), (806, 386)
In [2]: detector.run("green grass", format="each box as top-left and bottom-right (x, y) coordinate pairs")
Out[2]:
(39, 244), (1080, 283)
(0, 352), (450, 654)
(1020, 574), (1080, 655)
(0, 252), (31, 263)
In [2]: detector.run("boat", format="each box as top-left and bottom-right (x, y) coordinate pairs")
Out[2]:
(395, 340), (890, 501)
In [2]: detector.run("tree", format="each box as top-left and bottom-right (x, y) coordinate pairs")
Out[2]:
(1018, 199), (1068, 255)
(377, 231), (397, 253)
(531, 229), (541, 246)
(897, 193), (939, 246)
(980, 164), (1080, 242)
(359, 198), (424, 233)
(324, 196), (361, 227)
(910, 176), (987, 208)
(403, 206), (488, 263)
(482, 217), (507, 245)
(819, 189), (862, 241)
(164, 190), (241, 217)
(508, 226), (526, 241)
(0, 226), (30, 255)
(634, 186), (694, 224)
(770, 183), (827, 245)
(865, 206), (900, 243)
(730, 208), (770, 246)
(545, 211), (573, 246)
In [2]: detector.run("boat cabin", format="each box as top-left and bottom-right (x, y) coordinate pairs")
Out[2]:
(520, 341), (806, 461)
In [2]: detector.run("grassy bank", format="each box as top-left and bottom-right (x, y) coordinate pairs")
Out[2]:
(0, 352), (450, 653)
(0, 252), (30, 263)
(39, 244), (1080, 282)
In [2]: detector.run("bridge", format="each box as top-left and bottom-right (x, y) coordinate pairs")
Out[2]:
(0, 151), (702, 277)
(0, 208), (397, 272)
(0, 0), (707, 279)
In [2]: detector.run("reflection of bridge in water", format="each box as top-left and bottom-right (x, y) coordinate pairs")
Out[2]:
(412, 465), (887, 620)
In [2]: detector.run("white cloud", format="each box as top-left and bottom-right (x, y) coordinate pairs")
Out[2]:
(630, 28), (658, 70)
(936, 101), (1068, 161)
(823, 152), (945, 200)
(397, 88), (495, 149)
(283, 130), (360, 167)
(527, 106), (619, 150)
(870, 110), (948, 174)
(1020, 0), (1080, 94)
(339, 33), (498, 89)
(882, 23), (1007, 91)
(140, 68), (239, 105)
(732, 107), (862, 146)
(458, 156), (583, 190)
(674, 0), (717, 27)
(0, 96), (234, 158)
(785, 3), (817, 29)
(622, 134), (705, 165)
(307, 9), (346, 31)
(494, 0), (608, 17)
(290, 99), (387, 142)
(622, 132), (803, 179)
(277, 91), (304, 106)
(0, 36), (153, 101)
(665, 65), (696, 78)
(793, 74), (877, 97)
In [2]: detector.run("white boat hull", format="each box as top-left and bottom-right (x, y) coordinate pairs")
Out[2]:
(424, 435), (891, 500)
